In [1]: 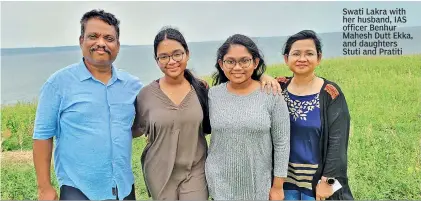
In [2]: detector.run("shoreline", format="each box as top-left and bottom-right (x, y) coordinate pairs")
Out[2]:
(1, 53), (420, 107)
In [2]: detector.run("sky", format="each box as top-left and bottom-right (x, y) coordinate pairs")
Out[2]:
(1, 1), (421, 48)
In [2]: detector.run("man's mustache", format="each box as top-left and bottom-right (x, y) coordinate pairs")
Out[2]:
(89, 46), (111, 55)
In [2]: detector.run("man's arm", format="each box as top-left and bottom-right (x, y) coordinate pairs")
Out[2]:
(32, 81), (61, 200)
(33, 139), (55, 192)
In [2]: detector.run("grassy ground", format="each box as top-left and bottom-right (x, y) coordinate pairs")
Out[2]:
(1, 55), (421, 199)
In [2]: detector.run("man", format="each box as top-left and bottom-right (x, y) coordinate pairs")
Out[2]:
(33, 9), (143, 200)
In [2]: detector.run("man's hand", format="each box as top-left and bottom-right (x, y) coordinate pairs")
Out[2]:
(316, 177), (334, 200)
(38, 185), (58, 200)
(269, 187), (284, 200)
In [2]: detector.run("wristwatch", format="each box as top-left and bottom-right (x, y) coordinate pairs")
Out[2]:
(326, 177), (335, 185)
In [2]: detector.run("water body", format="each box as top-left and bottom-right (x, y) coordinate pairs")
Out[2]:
(1, 27), (420, 104)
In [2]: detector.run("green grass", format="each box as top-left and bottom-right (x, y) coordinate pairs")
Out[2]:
(1, 101), (37, 151)
(2, 55), (421, 199)
(1, 163), (59, 200)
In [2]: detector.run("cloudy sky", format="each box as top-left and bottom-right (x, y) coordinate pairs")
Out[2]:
(1, 1), (421, 48)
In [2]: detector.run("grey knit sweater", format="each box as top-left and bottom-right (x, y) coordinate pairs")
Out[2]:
(205, 83), (291, 200)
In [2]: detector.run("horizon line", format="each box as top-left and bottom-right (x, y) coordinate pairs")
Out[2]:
(2, 25), (421, 49)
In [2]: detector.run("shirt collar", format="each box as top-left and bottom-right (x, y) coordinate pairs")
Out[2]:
(77, 58), (125, 82)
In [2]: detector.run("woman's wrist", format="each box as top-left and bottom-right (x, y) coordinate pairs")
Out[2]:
(272, 176), (285, 189)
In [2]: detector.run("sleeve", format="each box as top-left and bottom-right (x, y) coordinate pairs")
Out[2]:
(201, 79), (212, 135)
(275, 76), (291, 91)
(322, 85), (351, 178)
(33, 82), (61, 140)
(131, 89), (148, 137)
(271, 95), (291, 177)
(199, 78), (209, 89)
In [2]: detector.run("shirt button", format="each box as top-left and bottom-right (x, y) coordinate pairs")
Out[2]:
(112, 187), (116, 196)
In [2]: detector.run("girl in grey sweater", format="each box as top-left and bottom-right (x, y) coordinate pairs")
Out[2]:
(205, 34), (291, 200)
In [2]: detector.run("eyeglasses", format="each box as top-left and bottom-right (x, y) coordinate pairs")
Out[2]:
(156, 52), (185, 64)
(222, 58), (252, 69)
(287, 52), (319, 60)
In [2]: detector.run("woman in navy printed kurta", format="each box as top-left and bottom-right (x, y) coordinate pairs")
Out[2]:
(277, 30), (353, 200)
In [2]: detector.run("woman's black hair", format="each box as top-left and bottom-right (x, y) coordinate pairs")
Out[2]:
(153, 26), (211, 134)
(283, 30), (322, 56)
(212, 34), (266, 86)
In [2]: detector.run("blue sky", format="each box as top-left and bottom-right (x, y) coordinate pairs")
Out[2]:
(1, 1), (420, 48)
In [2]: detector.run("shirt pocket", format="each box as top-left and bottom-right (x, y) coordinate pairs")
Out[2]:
(62, 93), (105, 124)
(110, 103), (135, 127)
